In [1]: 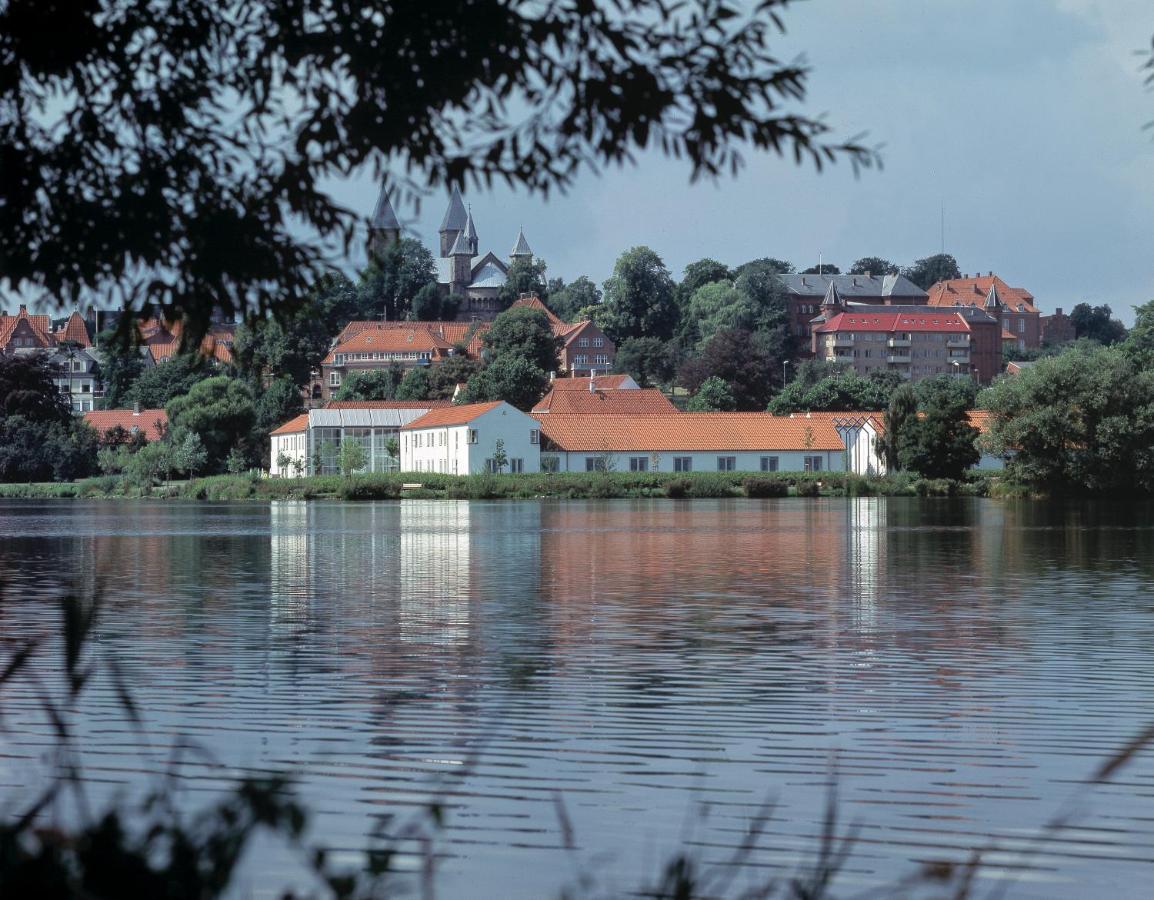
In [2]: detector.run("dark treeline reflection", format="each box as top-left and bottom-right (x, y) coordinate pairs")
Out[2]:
(2, 498), (1154, 898)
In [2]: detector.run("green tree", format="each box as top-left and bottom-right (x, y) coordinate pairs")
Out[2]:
(0, 355), (71, 424)
(615, 337), (679, 388)
(128, 355), (211, 409)
(1124, 299), (1154, 359)
(166, 376), (257, 473)
(410, 282), (457, 321)
(981, 345), (1154, 494)
(394, 366), (433, 401)
(252, 377), (304, 464)
(95, 330), (146, 407)
(0, 416), (99, 483)
(339, 440), (367, 475)
(602, 247), (679, 343)
(232, 287), (340, 389)
(497, 256), (550, 309)
(903, 254), (961, 290)
(461, 356), (550, 411)
(677, 259), (732, 306)
(548, 276), (602, 322)
(172, 430), (209, 478)
(333, 366), (406, 401)
(880, 384), (918, 472)
(357, 239), (437, 320)
(849, 257), (899, 276)
(490, 439), (509, 473)
(801, 263), (840, 275)
(895, 379), (979, 480)
(678, 328), (779, 411)
(481, 307), (562, 373)
(768, 370), (898, 414)
(686, 375), (736, 411)
(427, 355), (484, 400)
(124, 440), (175, 486)
(1069, 303), (1127, 345)
(733, 257), (793, 277)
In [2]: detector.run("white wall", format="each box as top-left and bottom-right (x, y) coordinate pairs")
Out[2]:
(546, 449), (845, 474)
(402, 403), (542, 475)
(271, 431), (309, 477)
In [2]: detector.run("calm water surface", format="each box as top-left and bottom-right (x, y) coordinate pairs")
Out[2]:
(2, 498), (1154, 898)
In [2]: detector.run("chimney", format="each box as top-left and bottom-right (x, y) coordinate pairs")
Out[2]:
(1056, 307), (1063, 316)
(588, 370), (595, 393)
(18, 304), (27, 315)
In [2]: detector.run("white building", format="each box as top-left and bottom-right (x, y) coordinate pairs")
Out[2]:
(401, 401), (542, 475)
(269, 403), (451, 476)
(533, 413), (848, 473)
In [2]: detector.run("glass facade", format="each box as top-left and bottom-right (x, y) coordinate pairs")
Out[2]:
(309, 427), (402, 475)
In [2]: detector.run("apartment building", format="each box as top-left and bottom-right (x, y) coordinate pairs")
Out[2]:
(777, 272), (927, 344)
(401, 401), (542, 475)
(925, 273), (1042, 353)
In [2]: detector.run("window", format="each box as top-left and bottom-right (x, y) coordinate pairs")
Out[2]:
(467, 429), (478, 444)
(804, 456), (823, 472)
(761, 456), (779, 472)
(574, 354), (589, 365)
(629, 456), (648, 472)
(717, 456), (736, 471)
(530, 429), (540, 444)
(585, 456), (607, 472)
(509, 458), (524, 473)
(329, 372), (341, 387)
(1017, 318), (1025, 333)
(578, 337), (589, 347)
(592, 337), (604, 348)
(594, 354), (609, 365)
(485, 458), (500, 473)
(540, 455), (560, 473)
(674, 457), (692, 472)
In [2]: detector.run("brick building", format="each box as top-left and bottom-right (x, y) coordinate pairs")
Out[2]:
(777, 272), (927, 346)
(925, 273), (1041, 353)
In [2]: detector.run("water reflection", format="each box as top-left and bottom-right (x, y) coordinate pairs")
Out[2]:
(2, 498), (1154, 899)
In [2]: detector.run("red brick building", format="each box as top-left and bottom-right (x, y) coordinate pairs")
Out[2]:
(925, 274), (1041, 353)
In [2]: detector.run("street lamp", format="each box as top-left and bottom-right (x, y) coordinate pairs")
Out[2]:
(782, 359), (790, 388)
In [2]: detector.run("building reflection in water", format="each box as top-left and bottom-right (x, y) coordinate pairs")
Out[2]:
(847, 496), (886, 633)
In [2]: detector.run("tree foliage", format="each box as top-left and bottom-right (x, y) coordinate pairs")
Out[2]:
(165, 376), (257, 474)
(548, 276), (602, 323)
(481, 307), (562, 373)
(394, 366), (433, 401)
(461, 355), (550, 411)
(849, 257), (899, 276)
(615, 337), (679, 388)
(980, 345), (1154, 494)
(0, 0), (874, 341)
(357, 239), (437, 321)
(333, 366), (406, 401)
(497, 256), (550, 310)
(602, 247), (679, 343)
(903, 254), (961, 290)
(801, 263), (840, 275)
(0, 355), (71, 424)
(1069, 303), (1127, 346)
(686, 375), (736, 411)
(895, 378), (979, 480)
(128, 356), (212, 409)
(768, 370), (900, 414)
(95, 330), (146, 408)
(678, 328), (779, 411)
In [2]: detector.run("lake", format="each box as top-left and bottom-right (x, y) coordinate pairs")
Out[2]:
(2, 498), (1154, 898)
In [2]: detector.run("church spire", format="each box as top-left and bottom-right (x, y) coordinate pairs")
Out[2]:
(367, 183), (401, 259)
(463, 206), (478, 255)
(437, 186), (468, 257)
(510, 226), (533, 260)
(984, 282), (1001, 309)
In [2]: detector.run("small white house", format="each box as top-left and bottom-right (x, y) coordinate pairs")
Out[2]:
(402, 401), (542, 475)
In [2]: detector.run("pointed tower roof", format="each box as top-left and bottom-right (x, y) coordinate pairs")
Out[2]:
(823, 280), (842, 307)
(439, 186), (468, 233)
(449, 227), (474, 257)
(510, 226), (533, 259)
(984, 283), (1001, 309)
(463, 207), (478, 248)
(370, 184), (400, 231)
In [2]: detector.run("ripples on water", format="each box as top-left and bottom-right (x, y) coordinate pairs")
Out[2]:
(2, 498), (1154, 898)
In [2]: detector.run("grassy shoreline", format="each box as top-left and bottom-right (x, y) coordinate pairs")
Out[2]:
(0, 470), (997, 501)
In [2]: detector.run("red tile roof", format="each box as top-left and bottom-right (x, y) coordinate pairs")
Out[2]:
(532, 387), (676, 415)
(813, 310), (971, 334)
(403, 401), (506, 429)
(83, 409), (168, 442)
(270, 413), (310, 436)
(549, 374), (634, 391)
(509, 295), (565, 327)
(55, 311), (91, 347)
(925, 275), (1038, 314)
(0, 307), (54, 351)
(138, 318), (234, 364)
(324, 399), (454, 409)
(331, 321), (486, 360)
(534, 413), (846, 452)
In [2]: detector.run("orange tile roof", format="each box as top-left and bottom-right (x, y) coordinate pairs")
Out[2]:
(925, 275), (1038, 314)
(0, 307), (54, 350)
(270, 413), (310, 436)
(403, 401), (506, 429)
(328, 321), (485, 361)
(533, 388), (677, 415)
(324, 399), (454, 410)
(55, 311), (91, 347)
(83, 409), (168, 442)
(966, 410), (993, 434)
(534, 413), (846, 452)
(550, 374), (633, 391)
(814, 310), (971, 334)
(509, 295), (564, 326)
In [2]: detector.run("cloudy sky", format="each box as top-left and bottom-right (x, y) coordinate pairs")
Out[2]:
(337, 0), (1154, 321)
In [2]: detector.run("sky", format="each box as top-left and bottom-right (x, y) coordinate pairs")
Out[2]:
(333, 0), (1154, 322)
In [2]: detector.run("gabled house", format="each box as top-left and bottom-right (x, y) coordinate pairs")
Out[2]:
(401, 401), (542, 474)
(777, 272), (928, 344)
(84, 408), (169, 443)
(925, 273), (1041, 353)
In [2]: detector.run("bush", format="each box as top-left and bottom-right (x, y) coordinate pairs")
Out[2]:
(742, 477), (788, 498)
(913, 477), (957, 497)
(338, 478), (401, 500)
(794, 480), (820, 497)
(665, 478), (691, 499)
